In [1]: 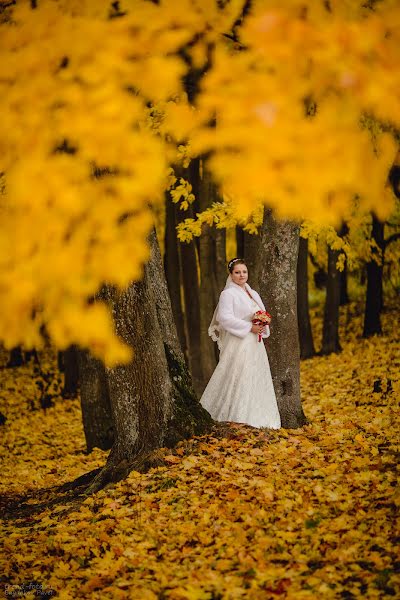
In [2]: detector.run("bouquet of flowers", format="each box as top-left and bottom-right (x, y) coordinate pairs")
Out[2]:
(252, 310), (272, 342)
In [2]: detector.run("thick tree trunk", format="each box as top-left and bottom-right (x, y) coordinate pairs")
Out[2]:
(363, 214), (384, 337)
(62, 345), (79, 398)
(321, 245), (342, 355)
(259, 209), (309, 429)
(297, 236), (315, 359)
(86, 230), (213, 493)
(77, 349), (114, 452)
(164, 195), (187, 356)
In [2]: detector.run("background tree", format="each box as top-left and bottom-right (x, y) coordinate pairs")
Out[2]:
(259, 209), (308, 428)
(297, 237), (315, 359)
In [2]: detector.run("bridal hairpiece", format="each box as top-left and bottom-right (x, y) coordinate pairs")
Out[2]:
(228, 257), (243, 270)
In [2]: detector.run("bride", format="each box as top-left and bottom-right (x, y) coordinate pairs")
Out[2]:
(200, 257), (281, 429)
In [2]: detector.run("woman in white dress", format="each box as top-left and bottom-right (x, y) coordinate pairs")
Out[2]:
(200, 258), (281, 429)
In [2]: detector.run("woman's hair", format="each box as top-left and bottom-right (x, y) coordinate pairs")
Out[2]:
(227, 257), (247, 273)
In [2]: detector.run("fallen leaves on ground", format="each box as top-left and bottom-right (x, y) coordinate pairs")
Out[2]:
(0, 301), (399, 599)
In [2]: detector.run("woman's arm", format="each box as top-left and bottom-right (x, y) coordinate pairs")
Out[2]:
(217, 291), (252, 338)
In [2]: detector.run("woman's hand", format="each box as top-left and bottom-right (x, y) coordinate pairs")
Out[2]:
(251, 324), (266, 335)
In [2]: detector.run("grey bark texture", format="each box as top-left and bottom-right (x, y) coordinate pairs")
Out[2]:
(297, 237), (315, 359)
(258, 208), (309, 428)
(77, 349), (114, 452)
(85, 230), (213, 493)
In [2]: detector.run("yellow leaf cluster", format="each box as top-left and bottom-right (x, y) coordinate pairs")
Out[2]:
(1, 0), (400, 363)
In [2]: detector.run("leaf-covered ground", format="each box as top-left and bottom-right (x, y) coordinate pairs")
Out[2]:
(0, 301), (399, 599)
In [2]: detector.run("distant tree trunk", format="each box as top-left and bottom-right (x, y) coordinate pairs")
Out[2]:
(234, 228), (261, 288)
(62, 345), (79, 398)
(164, 194), (187, 356)
(321, 245), (342, 354)
(86, 230), (213, 493)
(215, 228), (227, 292)
(339, 262), (349, 306)
(78, 349), (114, 452)
(363, 213), (384, 337)
(6, 347), (38, 368)
(259, 208), (309, 429)
(339, 222), (349, 306)
(6, 347), (24, 367)
(244, 231), (261, 290)
(197, 160), (219, 391)
(175, 201), (203, 394)
(236, 226), (244, 258)
(297, 236), (315, 359)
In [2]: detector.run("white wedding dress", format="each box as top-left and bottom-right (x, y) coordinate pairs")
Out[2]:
(200, 280), (281, 429)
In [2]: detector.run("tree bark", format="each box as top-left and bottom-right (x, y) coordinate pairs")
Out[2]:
(321, 245), (342, 355)
(215, 228), (227, 292)
(164, 194), (187, 356)
(236, 226), (244, 258)
(175, 202), (203, 394)
(297, 236), (315, 359)
(244, 230), (261, 290)
(86, 230), (213, 493)
(363, 213), (384, 337)
(339, 222), (349, 306)
(62, 345), (79, 398)
(6, 347), (24, 368)
(339, 262), (349, 306)
(77, 349), (114, 452)
(259, 208), (309, 428)
(197, 161), (219, 391)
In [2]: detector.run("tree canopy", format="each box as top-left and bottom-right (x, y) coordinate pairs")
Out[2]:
(1, 0), (399, 364)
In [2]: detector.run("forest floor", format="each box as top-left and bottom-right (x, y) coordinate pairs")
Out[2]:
(0, 300), (399, 600)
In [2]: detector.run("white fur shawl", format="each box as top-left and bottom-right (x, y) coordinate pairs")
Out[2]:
(209, 277), (270, 350)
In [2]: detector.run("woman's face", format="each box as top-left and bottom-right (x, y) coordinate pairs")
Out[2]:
(231, 263), (248, 286)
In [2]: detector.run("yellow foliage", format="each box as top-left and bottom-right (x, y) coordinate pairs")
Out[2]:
(1, 0), (400, 363)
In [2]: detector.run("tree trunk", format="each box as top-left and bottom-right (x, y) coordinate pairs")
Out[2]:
(339, 262), (349, 306)
(321, 245), (342, 355)
(6, 347), (24, 367)
(297, 236), (315, 359)
(164, 194), (187, 356)
(259, 208), (309, 428)
(339, 222), (349, 306)
(77, 349), (114, 452)
(86, 230), (213, 493)
(236, 226), (244, 258)
(175, 202), (203, 394)
(62, 345), (79, 398)
(215, 228), (227, 292)
(244, 230), (261, 290)
(197, 161), (219, 391)
(363, 213), (384, 337)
